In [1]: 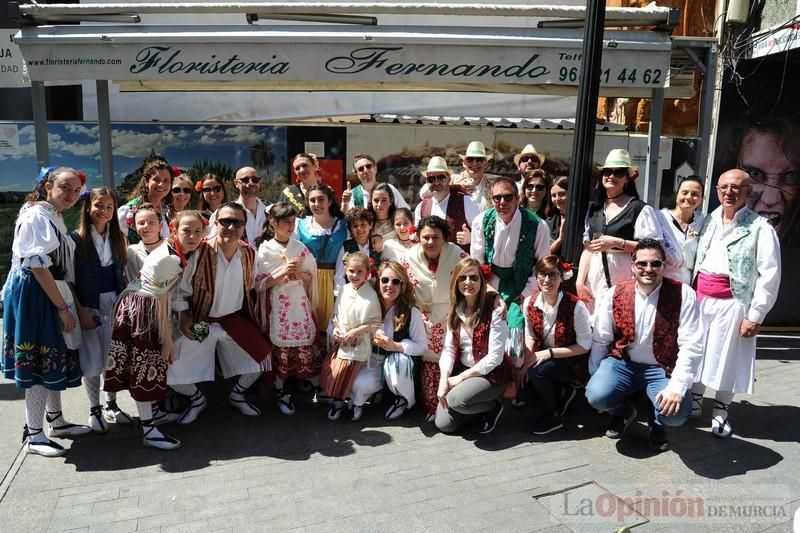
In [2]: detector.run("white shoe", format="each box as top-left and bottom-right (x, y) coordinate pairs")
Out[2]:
(711, 401), (732, 438)
(276, 389), (296, 416)
(141, 420), (181, 451)
(351, 405), (363, 421)
(328, 401), (344, 421)
(385, 397), (408, 420)
(88, 406), (109, 434)
(46, 411), (92, 438)
(152, 403), (181, 426)
(229, 395), (261, 416)
(177, 391), (208, 425)
(425, 413), (435, 424)
(103, 401), (133, 425)
(23, 426), (66, 457)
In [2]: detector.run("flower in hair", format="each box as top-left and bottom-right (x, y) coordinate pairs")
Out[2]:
(170, 166), (182, 178)
(561, 261), (574, 281)
(75, 171), (87, 185)
(408, 225), (416, 236)
(194, 180), (203, 192)
(481, 263), (493, 279)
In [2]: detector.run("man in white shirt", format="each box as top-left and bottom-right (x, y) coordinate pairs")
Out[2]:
(208, 166), (268, 245)
(168, 203), (271, 424)
(451, 141), (501, 212)
(586, 239), (703, 452)
(341, 153), (409, 213)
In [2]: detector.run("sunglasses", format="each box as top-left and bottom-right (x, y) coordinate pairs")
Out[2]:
(492, 193), (516, 204)
(238, 176), (260, 185)
(380, 277), (402, 286)
(426, 174), (448, 184)
(536, 271), (560, 280)
(457, 274), (480, 283)
(634, 260), (663, 269)
(217, 218), (246, 229)
(520, 156), (539, 164)
(465, 157), (485, 163)
(602, 168), (629, 178)
(356, 163), (374, 172)
(525, 184), (546, 192)
(202, 185), (223, 194)
(171, 187), (192, 195)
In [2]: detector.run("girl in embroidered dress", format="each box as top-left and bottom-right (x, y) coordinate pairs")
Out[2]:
(2, 167), (91, 457)
(118, 160), (174, 245)
(381, 207), (416, 261)
(323, 252), (382, 421)
(256, 202), (319, 415)
(521, 256), (592, 435)
(368, 183), (398, 242)
(104, 211), (206, 450)
(71, 187), (132, 433)
(376, 261), (428, 420)
(196, 172), (227, 221)
(170, 173), (194, 216)
(125, 203), (166, 281)
(435, 258), (511, 435)
(278, 153), (322, 217)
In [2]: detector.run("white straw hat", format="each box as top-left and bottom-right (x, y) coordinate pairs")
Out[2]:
(459, 141), (493, 160)
(514, 144), (546, 166)
(421, 156), (453, 177)
(600, 148), (639, 177)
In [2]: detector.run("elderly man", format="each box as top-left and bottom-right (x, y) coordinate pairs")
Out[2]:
(414, 156), (479, 252)
(168, 202), (272, 424)
(342, 153), (409, 213)
(208, 166), (268, 245)
(586, 239), (704, 452)
(690, 169), (781, 438)
(514, 144), (545, 190)
(451, 141), (501, 211)
(471, 176), (550, 358)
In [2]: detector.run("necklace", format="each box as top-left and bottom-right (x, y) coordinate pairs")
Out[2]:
(275, 237), (289, 246)
(143, 237), (163, 246)
(606, 192), (625, 201)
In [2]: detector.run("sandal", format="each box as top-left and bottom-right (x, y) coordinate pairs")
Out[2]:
(46, 411), (92, 438)
(276, 388), (296, 416)
(328, 400), (344, 421)
(385, 397), (408, 420)
(711, 400), (732, 439)
(88, 405), (109, 434)
(23, 425), (66, 457)
(141, 419), (181, 451)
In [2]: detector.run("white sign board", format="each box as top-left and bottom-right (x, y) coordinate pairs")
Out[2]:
(0, 123), (19, 155)
(16, 26), (671, 91)
(0, 31), (29, 88)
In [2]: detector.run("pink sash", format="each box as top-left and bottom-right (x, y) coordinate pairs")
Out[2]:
(695, 272), (733, 304)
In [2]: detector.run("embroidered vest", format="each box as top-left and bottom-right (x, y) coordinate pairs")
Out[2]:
(587, 198), (646, 240)
(420, 187), (470, 253)
(351, 184), (365, 208)
(455, 300), (512, 385)
(610, 279), (682, 376)
(190, 240), (258, 324)
(526, 292), (589, 385)
(343, 238), (382, 266)
(280, 185), (309, 217)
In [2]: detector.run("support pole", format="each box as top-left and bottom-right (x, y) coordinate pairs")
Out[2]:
(31, 81), (49, 169)
(696, 43), (717, 181)
(644, 87), (664, 207)
(563, 0), (607, 265)
(96, 80), (115, 188)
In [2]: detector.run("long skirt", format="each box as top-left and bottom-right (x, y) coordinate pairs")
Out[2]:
(316, 267), (336, 333)
(1, 268), (81, 390)
(698, 295), (756, 394)
(421, 360), (441, 416)
(384, 353), (417, 408)
(79, 291), (117, 378)
(322, 352), (361, 401)
(273, 344), (321, 380)
(103, 294), (169, 402)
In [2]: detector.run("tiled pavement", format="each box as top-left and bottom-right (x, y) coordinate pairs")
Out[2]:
(0, 334), (798, 532)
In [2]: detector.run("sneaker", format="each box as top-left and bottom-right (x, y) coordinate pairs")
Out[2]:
(690, 393), (703, 419)
(23, 426), (66, 458)
(478, 401), (504, 435)
(531, 414), (563, 435)
(276, 389), (296, 416)
(351, 405), (363, 421)
(328, 401), (344, 421)
(88, 405), (109, 434)
(177, 391), (208, 425)
(648, 425), (670, 452)
(141, 420), (181, 451)
(385, 397), (408, 420)
(559, 386), (578, 416)
(605, 406), (637, 439)
(103, 401), (133, 425)
(46, 411), (92, 438)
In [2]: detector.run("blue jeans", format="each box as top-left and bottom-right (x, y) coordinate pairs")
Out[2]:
(585, 357), (692, 428)
(527, 359), (577, 417)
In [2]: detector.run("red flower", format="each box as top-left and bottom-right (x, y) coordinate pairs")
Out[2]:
(481, 264), (493, 279)
(562, 261), (572, 272)
(408, 225), (416, 235)
(428, 261), (438, 273)
(170, 165), (182, 177)
(194, 180), (203, 192)
(75, 170), (87, 185)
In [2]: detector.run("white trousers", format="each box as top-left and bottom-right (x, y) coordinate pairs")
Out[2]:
(698, 296), (756, 394)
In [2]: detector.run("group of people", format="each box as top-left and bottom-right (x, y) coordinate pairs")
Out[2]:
(1, 141), (781, 458)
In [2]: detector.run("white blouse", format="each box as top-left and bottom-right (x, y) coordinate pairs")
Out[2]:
(12, 203), (75, 283)
(377, 306), (427, 357)
(439, 306), (508, 376)
(523, 292), (592, 351)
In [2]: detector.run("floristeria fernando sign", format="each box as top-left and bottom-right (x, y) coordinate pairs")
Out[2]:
(15, 26), (671, 90)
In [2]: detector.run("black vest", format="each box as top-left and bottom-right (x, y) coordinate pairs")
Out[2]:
(588, 198), (646, 241)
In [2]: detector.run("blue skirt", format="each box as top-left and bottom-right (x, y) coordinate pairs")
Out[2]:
(1, 268), (82, 390)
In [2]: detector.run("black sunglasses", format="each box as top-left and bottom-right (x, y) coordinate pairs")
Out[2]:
(465, 157), (485, 163)
(426, 174), (448, 184)
(172, 187), (192, 195)
(356, 163), (374, 172)
(492, 193), (516, 203)
(202, 185), (223, 194)
(380, 277), (402, 286)
(602, 168), (628, 178)
(520, 155), (539, 164)
(238, 176), (260, 184)
(217, 218), (246, 229)
(525, 184), (546, 192)
(634, 260), (663, 269)
(457, 274), (480, 283)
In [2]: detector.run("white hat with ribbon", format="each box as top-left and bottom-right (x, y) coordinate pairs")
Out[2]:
(514, 144), (546, 166)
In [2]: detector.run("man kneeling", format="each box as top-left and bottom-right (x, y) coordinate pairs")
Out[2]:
(585, 239), (702, 452)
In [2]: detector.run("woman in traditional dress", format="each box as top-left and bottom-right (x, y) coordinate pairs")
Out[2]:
(293, 184), (348, 333)
(381, 207), (416, 261)
(71, 187), (131, 433)
(2, 167), (91, 457)
(519, 169), (551, 220)
(369, 183), (398, 242)
(656, 176), (706, 284)
(400, 216), (468, 422)
(435, 258), (512, 435)
(377, 260), (428, 420)
(575, 149), (661, 311)
(170, 173), (194, 216)
(547, 176), (569, 256)
(256, 202), (319, 415)
(334, 207), (379, 294)
(521, 255), (592, 435)
(278, 153), (322, 217)
(118, 160), (174, 244)
(196, 172), (227, 221)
